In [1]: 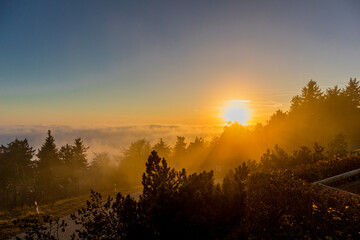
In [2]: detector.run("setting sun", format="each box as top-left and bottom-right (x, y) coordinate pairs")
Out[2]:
(222, 100), (251, 125)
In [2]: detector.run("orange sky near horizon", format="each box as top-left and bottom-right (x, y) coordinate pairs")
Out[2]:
(1, 1), (359, 127)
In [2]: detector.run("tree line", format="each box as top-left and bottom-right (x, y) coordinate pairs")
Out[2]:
(17, 150), (360, 239)
(204, 78), (360, 174)
(0, 130), (89, 208)
(2, 78), (360, 209)
(5, 77), (360, 238)
(0, 131), (214, 209)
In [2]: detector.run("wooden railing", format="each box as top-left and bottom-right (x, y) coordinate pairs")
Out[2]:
(313, 168), (360, 197)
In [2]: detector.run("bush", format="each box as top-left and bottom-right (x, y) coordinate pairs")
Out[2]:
(16, 151), (360, 239)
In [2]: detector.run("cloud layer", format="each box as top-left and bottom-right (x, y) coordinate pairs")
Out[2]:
(0, 125), (224, 158)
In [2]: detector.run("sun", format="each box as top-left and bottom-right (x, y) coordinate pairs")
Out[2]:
(222, 100), (251, 125)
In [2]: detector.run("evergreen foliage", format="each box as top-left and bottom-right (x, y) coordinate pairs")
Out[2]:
(5, 78), (360, 239)
(16, 151), (360, 239)
(152, 138), (171, 160)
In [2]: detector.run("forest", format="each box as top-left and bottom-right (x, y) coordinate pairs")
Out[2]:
(2, 78), (360, 239)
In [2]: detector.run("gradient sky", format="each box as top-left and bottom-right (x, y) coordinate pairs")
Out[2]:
(1, 0), (360, 126)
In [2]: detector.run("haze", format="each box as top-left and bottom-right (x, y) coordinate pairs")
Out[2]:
(3, 2), (360, 239)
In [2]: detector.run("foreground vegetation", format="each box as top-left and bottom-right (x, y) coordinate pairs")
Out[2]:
(2, 79), (360, 208)
(0, 190), (125, 239)
(1, 78), (360, 238)
(15, 151), (360, 239)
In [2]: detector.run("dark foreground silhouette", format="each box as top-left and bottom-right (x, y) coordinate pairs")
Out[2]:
(15, 151), (360, 239)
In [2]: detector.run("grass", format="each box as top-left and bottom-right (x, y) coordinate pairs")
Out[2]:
(0, 186), (142, 239)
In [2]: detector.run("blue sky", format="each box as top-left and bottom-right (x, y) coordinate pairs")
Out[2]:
(1, 0), (360, 126)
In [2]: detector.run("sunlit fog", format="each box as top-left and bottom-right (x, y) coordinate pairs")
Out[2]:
(1, 1), (360, 239)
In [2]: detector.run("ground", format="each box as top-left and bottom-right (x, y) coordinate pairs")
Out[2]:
(0, 187), (141, 240)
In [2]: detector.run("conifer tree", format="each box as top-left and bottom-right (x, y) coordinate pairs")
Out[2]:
(69, 138), (89, 194)
(153, 138), (171, 160)
(301, 80), (323, 103)
(328, 133), (348, 158)
(0, 139), (35, 206)
(72, 138), (89, 170)
(35, 130), (61, 202)
(59, 144), (74, 165)
(36, 130), (60, 169)
(345, 78), (360, 107)
(173, 136), (186, 167)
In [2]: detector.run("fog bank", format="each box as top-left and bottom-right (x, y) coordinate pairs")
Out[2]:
(0, 125), (224, 157)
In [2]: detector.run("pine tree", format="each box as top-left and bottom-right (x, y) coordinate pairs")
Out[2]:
(187, 137), (204, 153)
(72, 138), (89, 170)
(345, 78), (360, 107)
(59, 144), (74, 165)
(312, 142), (324, 162)
(173, 136), (186, 166)
(153, 138), (171, 160)
(0, 139), (35, 206)
(118, 139), (151, 187)
(36, 130), (60, 169)
(290, 95), (302, 112)
(301, 80), (323, 103)
(70, 138), (89, 194)
(328, 133), (348, 158)
(2, 139), (35, 185)
(35, 130), (61, 202)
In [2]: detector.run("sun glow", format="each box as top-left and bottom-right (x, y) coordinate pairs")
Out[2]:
(222, 100), (251, 125)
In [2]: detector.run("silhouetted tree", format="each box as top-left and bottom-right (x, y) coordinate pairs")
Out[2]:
(14, 215), (66, 240)
(292, 146), (312, 165)
(35, 130), (61, 202)
(187, 137), (204, 152)
(72, 138), (89, 171)
(261, 145), (291, 169)
(140, 151), (184, 239)
(221, 163), (248, 238)
(91, 152), (112, 169)
(88, 152), (117, 191)
(173, 136), (186, 168)
(290, 95), (302, 112)
(152, 138), (171, 161)
(59, 144), (74, 165)
(244, 170), (360, 239)
(312, 142), (325, 162)
(36, 130), (60, 169)
(176, 170), (221, 239)
(301, 80), (323, 104)
(69, 138), (89, 194)
(186, 137), (208, 171)
(246, 159), (259, 171)
(345, 78), (360, 107)
(328, 133), (348, 158)
(141, 151), (180, 201)
(17, 151), (360, 240)
(0, 139), (35, 207)
(58, 144), (76, 196)
(325, 85), (342, 100)
(268, 109), (287, 125)
(70, 190), (147, 240)
(119, 139), (151, 187)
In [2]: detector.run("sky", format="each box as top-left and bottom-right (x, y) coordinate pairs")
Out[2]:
(1, 0), (360, 127)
